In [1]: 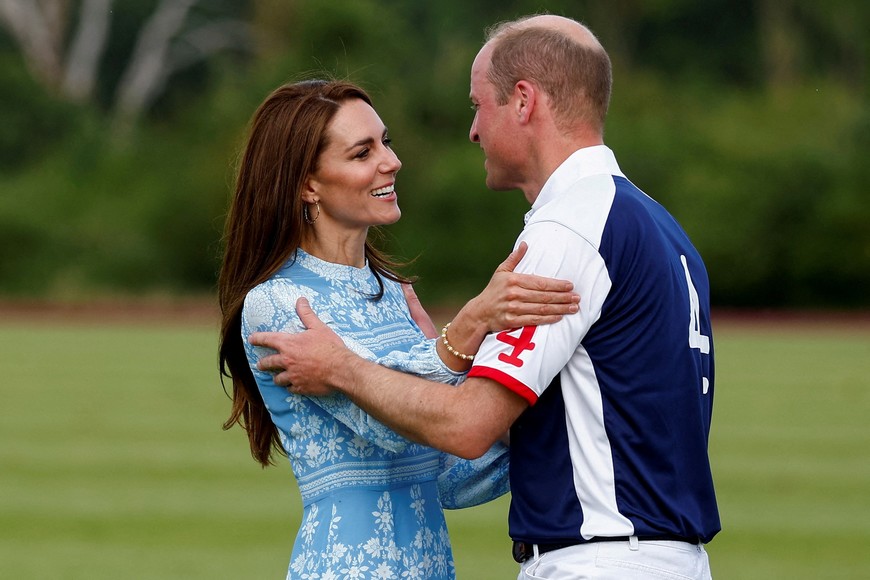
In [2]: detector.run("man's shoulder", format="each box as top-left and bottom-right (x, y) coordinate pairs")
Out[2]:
(526, 173), (621, 248)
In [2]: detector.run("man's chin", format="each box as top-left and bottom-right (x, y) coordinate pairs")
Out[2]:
(485, 175), (512, 192)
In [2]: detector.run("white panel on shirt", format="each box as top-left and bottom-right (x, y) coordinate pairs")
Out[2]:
(473, 171), (635, 538)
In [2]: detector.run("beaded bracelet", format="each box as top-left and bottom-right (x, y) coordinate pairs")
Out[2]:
(440, 322), (475, 361)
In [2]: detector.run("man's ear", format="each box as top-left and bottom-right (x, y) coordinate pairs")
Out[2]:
(514, 80), (536, 124)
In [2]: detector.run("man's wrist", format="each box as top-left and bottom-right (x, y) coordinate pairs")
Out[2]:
(331, 347), (368, 396)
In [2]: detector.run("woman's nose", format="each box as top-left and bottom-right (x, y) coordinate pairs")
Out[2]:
(382, 148), (402, 173)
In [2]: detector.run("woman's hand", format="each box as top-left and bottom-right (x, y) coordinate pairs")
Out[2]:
(435, 242), (579, 371)
(467, 241), (579, 333)
(403, 283), (438, 339)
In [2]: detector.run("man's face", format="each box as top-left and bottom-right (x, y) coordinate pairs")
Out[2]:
(468, 45), (521, 191)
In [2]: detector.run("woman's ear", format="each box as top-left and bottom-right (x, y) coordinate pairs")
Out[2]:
(301, 177), (319, 204)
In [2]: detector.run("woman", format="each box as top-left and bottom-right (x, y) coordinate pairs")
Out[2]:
(218, 79), (577, 579)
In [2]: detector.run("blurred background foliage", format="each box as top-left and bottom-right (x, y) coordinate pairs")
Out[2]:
(0, 0), (867, 307)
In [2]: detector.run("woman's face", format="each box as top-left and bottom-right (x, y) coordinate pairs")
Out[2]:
(306, 99), (402, 235)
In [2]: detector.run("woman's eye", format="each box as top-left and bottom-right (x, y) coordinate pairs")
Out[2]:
(355, 148), (370, 159)
(383, 137), (393, 148)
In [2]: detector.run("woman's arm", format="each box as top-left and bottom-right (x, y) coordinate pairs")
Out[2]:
(427, 242), (580, 372)
(402, 283), (438, 339)
(438, 442), (511, 509)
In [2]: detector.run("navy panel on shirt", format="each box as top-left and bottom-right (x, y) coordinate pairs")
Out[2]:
(582, 176), (717, 541)
(507, 375), (586, 543)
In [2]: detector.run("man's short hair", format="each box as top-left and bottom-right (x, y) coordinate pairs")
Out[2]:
(485, 20), (612, 133)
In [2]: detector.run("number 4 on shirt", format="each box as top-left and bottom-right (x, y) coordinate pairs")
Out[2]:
(496, 326), (537, 368)
(681, 255), (711, 394)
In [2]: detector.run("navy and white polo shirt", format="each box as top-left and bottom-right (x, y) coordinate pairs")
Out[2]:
(468, 145), (720, 544)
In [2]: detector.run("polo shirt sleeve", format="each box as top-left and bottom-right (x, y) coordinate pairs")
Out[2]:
(467, 221), (612, 404)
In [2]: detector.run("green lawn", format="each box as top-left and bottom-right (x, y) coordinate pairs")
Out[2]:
(1, 317), (868, 578)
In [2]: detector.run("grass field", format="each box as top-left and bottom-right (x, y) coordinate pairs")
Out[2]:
(1, 312), (868, 578)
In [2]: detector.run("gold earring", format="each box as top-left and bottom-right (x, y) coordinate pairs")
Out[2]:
(303, 201), (320, 224)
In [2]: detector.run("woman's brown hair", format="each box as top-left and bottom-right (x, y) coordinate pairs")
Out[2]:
(218, 79), (411, 466)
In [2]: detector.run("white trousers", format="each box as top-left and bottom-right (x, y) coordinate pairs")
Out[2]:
(517, 538), (712, 580)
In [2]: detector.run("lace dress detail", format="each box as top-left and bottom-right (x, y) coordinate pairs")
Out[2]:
(242, 249), (509, 579)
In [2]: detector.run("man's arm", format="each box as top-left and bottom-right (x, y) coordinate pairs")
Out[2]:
(252, 298), (529, 459)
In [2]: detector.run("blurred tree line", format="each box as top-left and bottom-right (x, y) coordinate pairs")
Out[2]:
(0, 0), (867, 308)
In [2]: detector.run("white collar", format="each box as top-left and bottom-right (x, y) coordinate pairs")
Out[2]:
(525, 145), (623, 224)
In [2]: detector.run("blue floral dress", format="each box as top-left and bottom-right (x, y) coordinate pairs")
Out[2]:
(242, 249), (509, 580)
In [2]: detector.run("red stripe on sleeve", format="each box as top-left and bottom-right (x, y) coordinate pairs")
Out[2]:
(468, 366), (538, 406)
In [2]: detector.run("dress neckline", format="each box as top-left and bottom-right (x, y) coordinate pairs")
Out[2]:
(294, 248), (372, 283)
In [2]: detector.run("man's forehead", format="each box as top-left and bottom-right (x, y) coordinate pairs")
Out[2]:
(468, 47), (491, 96)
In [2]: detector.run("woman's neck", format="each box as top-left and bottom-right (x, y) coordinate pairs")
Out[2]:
(301, 231), (367, 268)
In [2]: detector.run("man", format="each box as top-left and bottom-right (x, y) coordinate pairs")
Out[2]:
(253, 14), (719, 579)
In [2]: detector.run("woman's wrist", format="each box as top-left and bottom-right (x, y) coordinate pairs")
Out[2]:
(435, 299), (489, 371)
(440, 322), (475, 361)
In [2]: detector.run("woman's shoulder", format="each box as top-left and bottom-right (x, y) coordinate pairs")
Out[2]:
(242, 275), (308, 335)
(245, 273), (304, 308)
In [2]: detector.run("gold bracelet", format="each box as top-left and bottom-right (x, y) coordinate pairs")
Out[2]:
(440, 322), (475, 361)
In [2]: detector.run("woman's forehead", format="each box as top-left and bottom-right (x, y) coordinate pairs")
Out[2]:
(326, 99), (385, 146)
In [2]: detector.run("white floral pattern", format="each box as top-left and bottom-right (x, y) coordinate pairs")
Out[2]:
(241, 250), (510, 579)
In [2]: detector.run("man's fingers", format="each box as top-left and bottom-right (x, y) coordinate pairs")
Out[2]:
(296, 297), (325, 329)
(255, 355), (305, 387)
(249, 331), (281, 349)
(272, 372), (292, 386)
(256, 353), (282, 371)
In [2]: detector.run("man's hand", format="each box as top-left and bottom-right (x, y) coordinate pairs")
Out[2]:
(249, 298), (349, 396)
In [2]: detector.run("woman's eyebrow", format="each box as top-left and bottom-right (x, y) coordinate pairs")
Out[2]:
(345, 136), (374, 152)
(344, 128), (388, 152)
